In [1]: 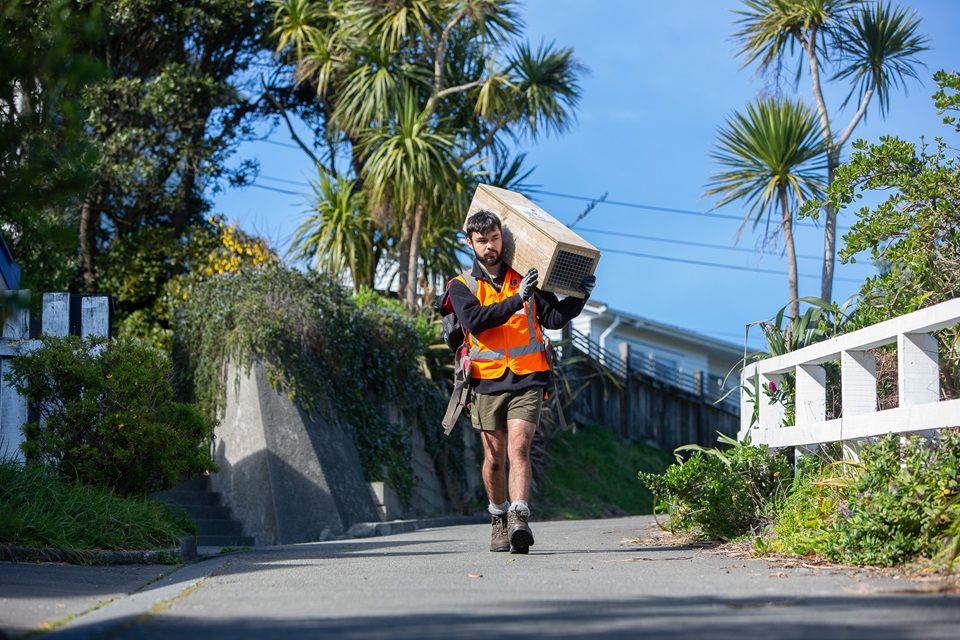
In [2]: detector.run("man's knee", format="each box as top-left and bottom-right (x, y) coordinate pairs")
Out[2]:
(509, 441), (531, 461)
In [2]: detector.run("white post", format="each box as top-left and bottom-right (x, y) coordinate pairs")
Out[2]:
(2, 296), (29, 340)
(758, 371), (785, 438)
(42, 293), (70, 336)
(841, 350), (877, 415)
(794, 364), (826, 470)
(898, 332), (939, 406)
(0, 294), (30, 461)
(898, 332), (939, 439)
(81, 296), (110, 338)
(841, 349), (877, 459)
(795, 364), (826, 425)
(739, 366), (756, 441)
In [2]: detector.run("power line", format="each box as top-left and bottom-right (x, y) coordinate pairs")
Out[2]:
(259, 174), (313, 187)
(254, 173), (846, 235)
(250, 183), (304, 196)
(527, 188), (849, 231)
(261, 139), (303, 150)
(577, 226), (865, 265)
(244, 176), (867, 282)
(595, 246), (863, 283)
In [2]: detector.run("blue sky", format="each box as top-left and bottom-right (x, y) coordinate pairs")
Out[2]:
(210, 0), (960, 352)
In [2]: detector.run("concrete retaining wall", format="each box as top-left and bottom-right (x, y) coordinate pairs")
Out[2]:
(211, 360), (458, 546)
(211, 361), (383, 545)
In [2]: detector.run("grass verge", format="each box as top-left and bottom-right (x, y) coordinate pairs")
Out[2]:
(0, 457), (195, 559)
(536, 422), (674, 520)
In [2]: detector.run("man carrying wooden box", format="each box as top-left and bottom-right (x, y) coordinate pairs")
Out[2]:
(448, 209), (596, 554)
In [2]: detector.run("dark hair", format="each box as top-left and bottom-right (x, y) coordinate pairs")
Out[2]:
(465, 210), (501, 238)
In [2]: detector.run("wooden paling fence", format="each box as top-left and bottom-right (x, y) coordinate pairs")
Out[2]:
(0, 292), (111, 459)
(559, 327), (740, 451)
(739, 297), (960, 449)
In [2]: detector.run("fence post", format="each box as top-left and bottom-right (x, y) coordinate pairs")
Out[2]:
(1, 294), (30, 460)
(795, 364), (826, 468)
(795, 364), (826, 425)
(619, 342), (631, 439)
(42, 293), (70, 336)
(840, 349), (877, 457)
(898, 332), (939, 406)
(899, 332), (939, 438)
(81, 296), (110, 338)
(758, 371), (785, 438)
(739, 366), (757, 441)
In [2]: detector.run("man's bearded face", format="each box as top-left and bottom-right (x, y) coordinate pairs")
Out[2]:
(468, 229), (502, 268)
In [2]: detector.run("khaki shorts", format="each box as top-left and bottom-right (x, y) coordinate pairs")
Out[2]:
(470, 386), (543, 431)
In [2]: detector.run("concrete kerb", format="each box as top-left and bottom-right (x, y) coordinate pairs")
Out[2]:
(46, 552), (239, 640)
(1, 516), (483, 566)
(345, 515), (487, 539)
(0, 535), (197, 565)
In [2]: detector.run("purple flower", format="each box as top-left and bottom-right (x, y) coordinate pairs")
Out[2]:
(768, 381), (777, 394)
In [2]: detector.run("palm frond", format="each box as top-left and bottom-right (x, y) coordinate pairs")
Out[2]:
(705, 96), (828, 233)
(289, 170), (375, 290)
(507, 39), (586, 139)
(833, 1), (929, 116)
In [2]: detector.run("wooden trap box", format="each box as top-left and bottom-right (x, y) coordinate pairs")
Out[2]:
(466, 184), (600, 298)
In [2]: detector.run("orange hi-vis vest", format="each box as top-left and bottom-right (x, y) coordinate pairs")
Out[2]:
(456, 267), (549, 380)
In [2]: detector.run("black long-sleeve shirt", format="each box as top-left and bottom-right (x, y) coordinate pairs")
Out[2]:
(447, 260), (588, 394)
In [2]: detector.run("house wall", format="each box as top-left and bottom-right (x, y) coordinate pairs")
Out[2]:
(570, 307), (741, 386)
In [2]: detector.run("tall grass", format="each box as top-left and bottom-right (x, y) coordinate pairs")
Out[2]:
(0, 457), (195, 554)
(536, 422), (674, 520)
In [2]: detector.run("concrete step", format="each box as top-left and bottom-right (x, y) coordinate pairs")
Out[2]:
(192, 518), (244, 537)
(198, 534), (256, 548)
(171, 474), (211, 492)
(153, 477), (255, 548)
(167, 504), (233, 521)
(154, 489), (222, 507)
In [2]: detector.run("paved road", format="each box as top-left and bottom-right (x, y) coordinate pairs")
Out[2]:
(6, 516), (960, 639)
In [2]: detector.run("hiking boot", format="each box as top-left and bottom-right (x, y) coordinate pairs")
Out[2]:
(508, 510), (534, 554)
(490, 514), (510, 552)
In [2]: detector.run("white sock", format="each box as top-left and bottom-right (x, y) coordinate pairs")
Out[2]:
(488, 500), (510, 516)
(510, 500), (530, 517)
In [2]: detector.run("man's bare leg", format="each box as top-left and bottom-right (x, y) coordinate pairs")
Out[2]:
(481, 429), (510, 552)
(505, 418), (537, 553)
(506, 418), (537, 505)
(480, 429), (508, 506)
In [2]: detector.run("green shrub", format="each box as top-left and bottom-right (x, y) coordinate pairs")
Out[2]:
(831, 433), (960, 567)
(763, 455), (848, 558)
(0, 457), (194, 558)
(638, 434), (792, 541)
(5, 335), (217, 496)
(764, 433), (960, 570)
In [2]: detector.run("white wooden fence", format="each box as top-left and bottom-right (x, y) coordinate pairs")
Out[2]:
(0, 292), (110, 460)
(739, 297), (960, 448)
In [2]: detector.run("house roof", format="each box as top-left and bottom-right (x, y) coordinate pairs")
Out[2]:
(0, 232), (21, 290)
(582, 300), (746, 362)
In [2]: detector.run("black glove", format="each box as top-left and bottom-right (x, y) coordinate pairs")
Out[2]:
(579, 274), (596, 295)
(518, 268), (538, 300)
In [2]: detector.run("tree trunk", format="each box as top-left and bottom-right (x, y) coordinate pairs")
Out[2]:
(820, 160), (839, 302)
(405, 199), (426, 313)
(171, 150), (198, 235)
(780, 187), (800, 323)
(78, 197), (99, 291)
(397, 209), (413, 300)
